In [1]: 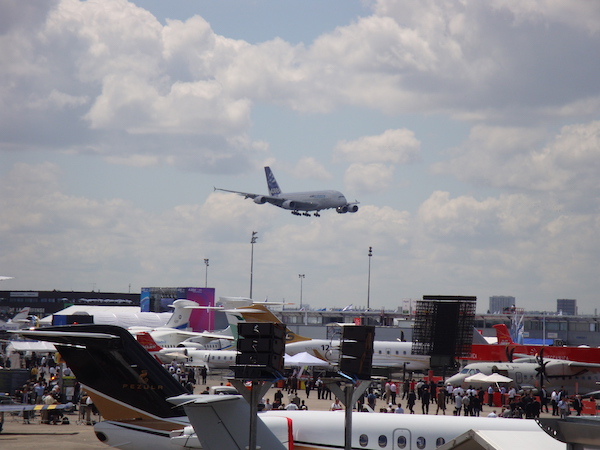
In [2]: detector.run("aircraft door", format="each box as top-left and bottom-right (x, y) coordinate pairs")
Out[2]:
(393, 428), (411, 449)
(515, 371), (523, 385)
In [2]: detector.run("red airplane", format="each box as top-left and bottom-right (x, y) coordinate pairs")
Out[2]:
(464, 324), (600, 363)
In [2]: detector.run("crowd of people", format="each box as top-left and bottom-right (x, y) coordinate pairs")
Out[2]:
(9, 351), (76, 425)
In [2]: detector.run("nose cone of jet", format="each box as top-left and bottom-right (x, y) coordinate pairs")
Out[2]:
(445, 375), (465, 386)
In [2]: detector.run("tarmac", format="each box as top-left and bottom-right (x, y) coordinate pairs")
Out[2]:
(0, 373), (574, 449)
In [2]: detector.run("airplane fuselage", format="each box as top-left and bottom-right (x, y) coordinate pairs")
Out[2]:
(446, 361), (600, 393)
(286, 339), (430, 371)
(271, 190), (348, 211)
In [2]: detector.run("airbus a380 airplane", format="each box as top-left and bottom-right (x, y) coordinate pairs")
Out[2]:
(19, 324), (564, 450)
(215, 166), (359, 217)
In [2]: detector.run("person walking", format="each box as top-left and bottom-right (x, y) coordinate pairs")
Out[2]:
(407, 389), (416, 414)
(421, 386), (430, 414)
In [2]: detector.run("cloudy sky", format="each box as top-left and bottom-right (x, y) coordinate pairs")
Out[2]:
(2, 0), (600, 314)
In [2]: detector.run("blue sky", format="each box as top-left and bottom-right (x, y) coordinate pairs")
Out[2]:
(2, 0), (600, 315)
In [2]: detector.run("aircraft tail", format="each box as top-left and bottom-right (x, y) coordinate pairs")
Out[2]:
(18, 324), (190, 422)
(164, 299), (200, 330)
(137, 331), (164, 352)
(10, 307), (30, 323)
(225, 304), (312, 343)
(493, 323), (514, 344)
(265, 166), (281, 196)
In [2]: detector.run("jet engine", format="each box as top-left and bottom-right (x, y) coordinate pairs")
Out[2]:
(253, 196), (267, 204)
(282, 200), (297, 209)
(336, 204), (359, 214)
(346, 204), (359, 213)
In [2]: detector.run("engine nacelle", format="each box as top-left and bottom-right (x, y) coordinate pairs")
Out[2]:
(337, 204), (358, 214)
(253, 196), (267, 204)
(282, 200), (297, 209)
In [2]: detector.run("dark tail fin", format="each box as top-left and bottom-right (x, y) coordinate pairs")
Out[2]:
(19, 324), (189, 421)
(265, 166), (281, 196)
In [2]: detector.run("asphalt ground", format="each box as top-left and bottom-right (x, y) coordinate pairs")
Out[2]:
(0, 373), (570, 449)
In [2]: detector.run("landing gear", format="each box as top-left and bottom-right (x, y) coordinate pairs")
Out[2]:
(291, 210), (320, 217)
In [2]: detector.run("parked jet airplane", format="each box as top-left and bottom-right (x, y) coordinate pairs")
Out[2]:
(19, 324), (560, 450)
(465, 324), (600, 364)
(215, 166), (359, 217)
(0, 307), (33, 331)
(224, 303), (431, 371)
(137, 332), (238, 369)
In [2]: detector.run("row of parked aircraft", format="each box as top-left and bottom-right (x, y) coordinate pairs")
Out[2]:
(14, 323), (572, 450)
(128, 299), (600, 400)
(6, 298), (600, 399)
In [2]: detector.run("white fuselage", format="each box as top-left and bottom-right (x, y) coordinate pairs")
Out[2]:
(186, 349), (238, 369)
(446, 361), (600, 393)
(286, 339), (430, 371)
(277, 190), (348, 211)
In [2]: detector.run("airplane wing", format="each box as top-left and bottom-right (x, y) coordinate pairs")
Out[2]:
(214, 188), (317, 210)
(214, 187), (260, 199)
(0, 402), (74, 413)
(565, 361), (600, 370)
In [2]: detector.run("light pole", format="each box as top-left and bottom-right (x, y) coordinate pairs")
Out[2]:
(299, 274), (305, 309)
(204, 259), (209, 288)
(249, 231), (258, 298)
(367, 246), (372, 310)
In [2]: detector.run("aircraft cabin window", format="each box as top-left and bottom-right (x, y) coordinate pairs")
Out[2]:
(397, 435), (407, 448)
(378, 435), (387, 447)
(359, 434), (368, 447)
(436, 437), (446, 447)
(416, 436), (426, 449)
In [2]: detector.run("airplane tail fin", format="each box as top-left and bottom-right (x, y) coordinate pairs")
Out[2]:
(265, 166), (281, 196)
(493, 323), (514, 344)
(19, 324), (189, 422)
(137, 331), (164, 352)
(225, 304), (312, 343)
(11, 307), (30, 323)
(164, 299), (200, 330)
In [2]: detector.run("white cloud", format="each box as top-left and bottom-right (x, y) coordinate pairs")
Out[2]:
(334, 129), (421, 164)
(344, 163), (395, 194)
(433, 120), (600, 206)
(291, 157), (333, 181)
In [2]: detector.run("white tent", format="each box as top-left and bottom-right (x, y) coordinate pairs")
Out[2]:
(484, 373), (513, 383)
(7, 341), (56, 353)
(464, 372), (491, 383)
(284, 352), (330, 367)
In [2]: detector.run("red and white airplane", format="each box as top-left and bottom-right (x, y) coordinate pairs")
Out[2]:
(465, 324), (600, 363)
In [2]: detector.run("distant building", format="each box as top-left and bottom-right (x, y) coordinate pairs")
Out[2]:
(557, 298), (577, 316)
(488, 296), (516, 314)
(0, 290), (140, 323)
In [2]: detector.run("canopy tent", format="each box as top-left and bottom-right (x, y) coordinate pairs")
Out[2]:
(464, 372), (492, 383)
(7, 340), (56, 353)
(484, 373), (513, 383)
(284, 352), (330, 367)
(464, 373), (513, 384)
